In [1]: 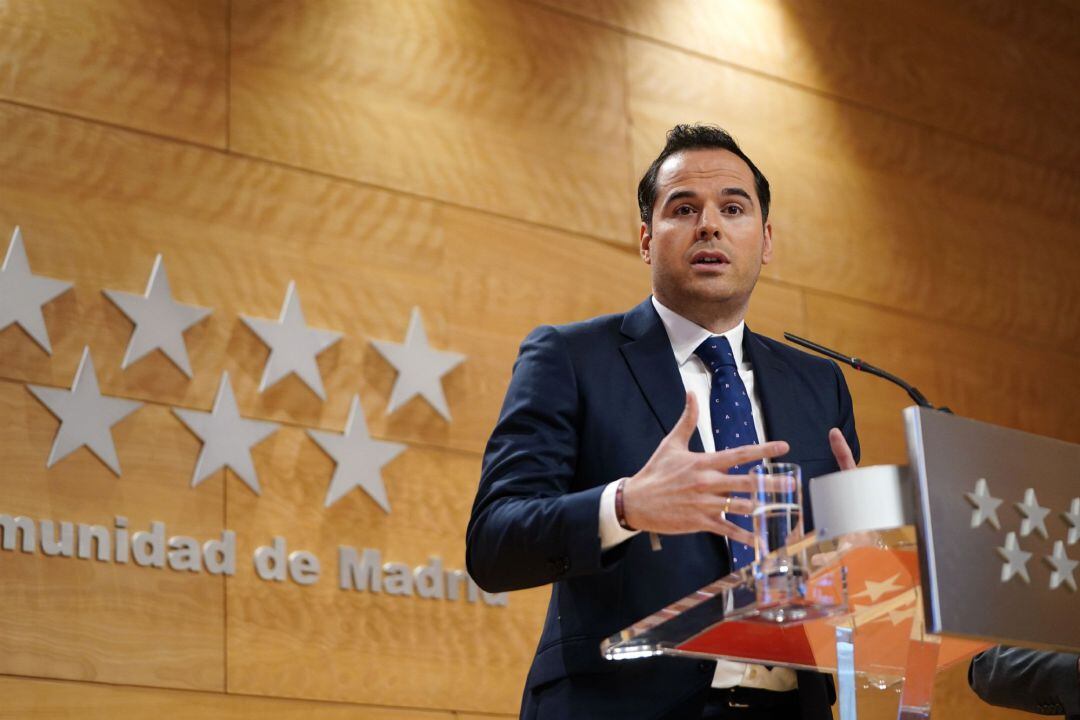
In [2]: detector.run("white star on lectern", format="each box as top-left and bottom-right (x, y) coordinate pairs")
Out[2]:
(997, 532), (1032, 584)
(1015, 488), (1050, 539)
(965, 478), (1003, 530)
(172, 372), (279, 495)
(102, 254), (211, 377)
(307, 394), (406, 511)
(241, 281), (342, 400)
(371, 307), (465, 421)
(1063, 498), (1080, 545)
(1044, 541), (1078, 592)
(26, 346), (142, 475)
(0, 226), (72, 354)
(851, 573), (904, 603)
(866, 600), (917, 626)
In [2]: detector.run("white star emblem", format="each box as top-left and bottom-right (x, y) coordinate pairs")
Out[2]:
(371, 307), (465, 421)
(102, 254), (211, 378)
(1044, 541), (1077, 592)
(0, 226), (72, 354)
(965, 478), (1002, 530)
(27, 347), (143, 475)
(865, 599), (917, 626)
(1015, 488), (1050, 539)
(307, 394), (406, 511)
(851, 572), (905, 603)
(1063, 498), (1080, 545)
(241, 281), (342, 401)
(172, 373), (279, 494)
(997, 532), (1032, 584)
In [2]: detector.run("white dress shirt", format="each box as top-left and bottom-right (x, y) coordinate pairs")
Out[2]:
(598, 296), (797, 692)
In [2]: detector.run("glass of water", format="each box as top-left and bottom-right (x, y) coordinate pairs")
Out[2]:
(749, 462), (805, 619)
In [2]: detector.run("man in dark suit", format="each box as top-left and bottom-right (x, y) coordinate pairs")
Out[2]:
(970, 646), (1080, 718)
(466, 124), (859, 719)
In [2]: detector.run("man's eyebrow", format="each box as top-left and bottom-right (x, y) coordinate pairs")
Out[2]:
(662, 187), (755, 207)
(662, 189), (699, 206)
(721, 187), (754, 204)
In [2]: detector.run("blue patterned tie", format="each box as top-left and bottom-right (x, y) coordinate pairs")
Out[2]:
(694, 335), (760, 570)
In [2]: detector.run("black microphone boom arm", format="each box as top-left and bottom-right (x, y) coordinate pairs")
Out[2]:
(782, 332), (951, 414)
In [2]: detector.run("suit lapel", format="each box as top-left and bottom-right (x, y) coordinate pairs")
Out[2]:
(743, 327), (796, 456)
(619, 299), (704, 452)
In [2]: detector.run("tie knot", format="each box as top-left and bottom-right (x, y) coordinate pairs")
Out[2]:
(694, 336), (737, 371)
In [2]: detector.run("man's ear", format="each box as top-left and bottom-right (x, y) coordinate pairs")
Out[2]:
(640, 222), (652, 264)
(761, 221), (773, 265)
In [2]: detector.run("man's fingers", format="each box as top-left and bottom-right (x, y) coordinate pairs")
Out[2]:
(829, 428), (857, 471)
(705, 517), (754, 546)
(668, 391), (699, 446)
(709, 495), (755, 515)
(705, 440), (789, 471)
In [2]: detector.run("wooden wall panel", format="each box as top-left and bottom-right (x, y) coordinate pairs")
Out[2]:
(0, 380), (225, 691)
(224, 436), (547, 713)
(538, 0), (1080, 175)
(0, 675), (458, 719)
(0, 103), (810, 460)
(804, 292), (1080, 466)
(230, 0), (634, 243)
(626, 38), (1080, 355)
(0, 0), (228, 147)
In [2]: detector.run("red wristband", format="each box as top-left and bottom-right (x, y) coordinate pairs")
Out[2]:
(615, 478), (635, 531)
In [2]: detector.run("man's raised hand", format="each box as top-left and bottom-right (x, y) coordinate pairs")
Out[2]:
(621, 392), (789, 544)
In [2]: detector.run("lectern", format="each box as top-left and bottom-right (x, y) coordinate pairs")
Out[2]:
(602, 408), (1080, 719)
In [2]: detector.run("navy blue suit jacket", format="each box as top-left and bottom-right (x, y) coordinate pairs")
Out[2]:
(466, 299), (859, 720)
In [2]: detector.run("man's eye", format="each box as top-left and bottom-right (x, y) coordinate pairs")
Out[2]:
(675, 205), (695, 215)
(723, 204), (743, 215)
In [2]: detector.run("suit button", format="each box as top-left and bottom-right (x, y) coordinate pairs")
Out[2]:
(698, 661), (712, 673)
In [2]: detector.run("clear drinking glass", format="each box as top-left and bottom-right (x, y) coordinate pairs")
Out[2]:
(749, 462), (805, 620)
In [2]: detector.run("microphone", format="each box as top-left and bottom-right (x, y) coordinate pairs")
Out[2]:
(783, 332), (952, 414)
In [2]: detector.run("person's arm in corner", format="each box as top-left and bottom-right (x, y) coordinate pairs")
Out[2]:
(969, 645), (1080, 717)
(466, 325), (612, 593)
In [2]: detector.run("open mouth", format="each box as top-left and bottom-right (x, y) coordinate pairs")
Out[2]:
(690, 250), (731, 267)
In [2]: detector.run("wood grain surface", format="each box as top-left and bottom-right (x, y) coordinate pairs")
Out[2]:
(626, 38), (1080, 355)
(0, 103), (805, 458)
(225, 437), (548, 712)
(0, 0), (228, 147)
(0, 675), (460, 719)
(538, 0), (1080, 176)
(805, 291), (1080, 466)
(230, 0), (634, 243)
(0, 1), (1076, 718)
(0, 379), (225, 691)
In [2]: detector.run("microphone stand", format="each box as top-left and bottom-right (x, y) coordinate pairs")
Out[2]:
(783, 332), (952, 414)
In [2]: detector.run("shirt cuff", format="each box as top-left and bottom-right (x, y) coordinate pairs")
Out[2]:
(599, 479), (640, 551)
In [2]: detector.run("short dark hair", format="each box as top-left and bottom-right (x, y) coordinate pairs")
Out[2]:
(637, 124), (770, 229)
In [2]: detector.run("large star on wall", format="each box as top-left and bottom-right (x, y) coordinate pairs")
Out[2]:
(0, 226), (72, 354)
(172, 372), (280, 495)
(102, 254), (211, 377)
(371, 307), (465, 421)
(241, 281), (342, 401)
(27, 346), (143, 475)
(307, 394), (406, 511)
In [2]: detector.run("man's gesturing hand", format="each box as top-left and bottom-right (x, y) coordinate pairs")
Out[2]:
(621, 392), (789, 545)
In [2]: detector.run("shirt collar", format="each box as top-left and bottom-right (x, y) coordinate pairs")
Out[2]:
(651, 295), (747, 368)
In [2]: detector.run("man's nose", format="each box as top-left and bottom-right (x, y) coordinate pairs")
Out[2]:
(697, 205), (723, 240)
